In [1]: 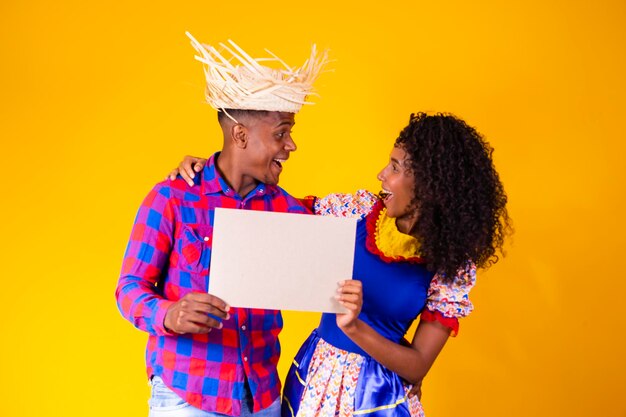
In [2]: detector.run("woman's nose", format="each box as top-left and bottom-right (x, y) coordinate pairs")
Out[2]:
(377, 168), (385, 181)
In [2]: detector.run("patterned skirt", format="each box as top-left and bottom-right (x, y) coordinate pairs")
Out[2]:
(282, 330), (424, 417)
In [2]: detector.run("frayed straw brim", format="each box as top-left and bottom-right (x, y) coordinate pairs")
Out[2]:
(186, 32), (330, 120)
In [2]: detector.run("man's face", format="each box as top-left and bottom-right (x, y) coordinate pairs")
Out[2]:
(241, 111), (297, 185)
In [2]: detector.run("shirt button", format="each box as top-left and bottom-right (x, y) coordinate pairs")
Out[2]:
(241, 325), (246, 330)
(203, 236), (210, 242)
(244, 356), (248, 362)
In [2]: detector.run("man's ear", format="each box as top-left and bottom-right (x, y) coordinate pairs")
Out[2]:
(231, 123), (248, 149)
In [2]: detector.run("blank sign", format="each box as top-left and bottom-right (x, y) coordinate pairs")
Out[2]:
(208, 208), (356, 313)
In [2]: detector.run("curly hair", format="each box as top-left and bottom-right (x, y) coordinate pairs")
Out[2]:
(395, 112), (511, 281)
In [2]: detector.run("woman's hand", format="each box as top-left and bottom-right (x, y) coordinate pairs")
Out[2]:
(335, 279), (363, 333)
(167, 155), (208, 186)
(407, 379), (422, 399)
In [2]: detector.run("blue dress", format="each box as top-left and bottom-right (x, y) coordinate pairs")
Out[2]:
(282, 191), (476, 417)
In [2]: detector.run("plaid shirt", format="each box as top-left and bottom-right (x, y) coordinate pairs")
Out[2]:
(116, 152), (310, 416)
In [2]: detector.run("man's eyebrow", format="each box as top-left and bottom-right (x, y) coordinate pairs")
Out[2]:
(275, 120), (295, 127)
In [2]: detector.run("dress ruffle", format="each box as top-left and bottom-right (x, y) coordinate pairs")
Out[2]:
(364, 200), (425, 264)
(282, 330), (424, 417)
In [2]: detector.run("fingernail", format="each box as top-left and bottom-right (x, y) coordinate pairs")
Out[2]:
(190, 173), (195, 179)
(225, 313), (231, 320)
(218, 322), (223, 329)
(225, 305), (231, 312)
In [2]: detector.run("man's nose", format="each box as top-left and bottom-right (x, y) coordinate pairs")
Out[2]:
(285, 137), (297, 152)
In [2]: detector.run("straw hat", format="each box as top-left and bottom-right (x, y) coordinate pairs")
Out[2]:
(186, 32), (329, 120)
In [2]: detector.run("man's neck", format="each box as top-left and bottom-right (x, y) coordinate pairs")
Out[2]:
(215, 150), (259, 197)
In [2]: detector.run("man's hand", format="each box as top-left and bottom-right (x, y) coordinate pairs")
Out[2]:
(164, 292), (230, 334)
(167, 155), (207, 187)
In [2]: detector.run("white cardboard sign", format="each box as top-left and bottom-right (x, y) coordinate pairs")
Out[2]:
(209, 208), (356, 313)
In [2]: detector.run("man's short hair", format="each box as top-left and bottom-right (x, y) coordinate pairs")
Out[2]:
(217, 109), (272, 125)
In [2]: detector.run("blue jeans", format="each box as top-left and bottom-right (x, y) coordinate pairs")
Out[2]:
(148, 376), (280, 417)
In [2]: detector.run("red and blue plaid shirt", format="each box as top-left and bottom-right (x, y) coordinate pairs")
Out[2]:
(116, 153), (310, 416)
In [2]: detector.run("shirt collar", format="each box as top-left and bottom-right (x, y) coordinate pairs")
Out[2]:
(201, 152), (279, 197)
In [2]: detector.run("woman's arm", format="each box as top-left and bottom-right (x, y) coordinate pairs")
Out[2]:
(336, 281), (450, 384)
(341, 316), (450, 384)
(338, 263), (476, 385)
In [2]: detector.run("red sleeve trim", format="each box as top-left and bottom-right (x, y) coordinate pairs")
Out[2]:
(420, 309), (460, 337)
(298, 196), (316, 214)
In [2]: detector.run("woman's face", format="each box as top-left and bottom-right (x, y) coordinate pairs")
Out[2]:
(377, 146), (418, 232)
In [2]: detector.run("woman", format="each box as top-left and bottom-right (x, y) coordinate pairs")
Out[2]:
(170, 112), (510, 416)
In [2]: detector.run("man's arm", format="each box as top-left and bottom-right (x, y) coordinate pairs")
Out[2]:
(115, 183), (177, 335)
(115, 183), (230, 335)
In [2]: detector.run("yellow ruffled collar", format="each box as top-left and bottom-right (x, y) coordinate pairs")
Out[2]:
(365, 201), (425, 264)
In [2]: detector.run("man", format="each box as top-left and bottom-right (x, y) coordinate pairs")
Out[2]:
(116, 33), (328, 417)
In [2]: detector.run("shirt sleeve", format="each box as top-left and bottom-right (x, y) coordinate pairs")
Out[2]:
(115, 183), (176, 336)
(313, 189), (378, 219)
(420, 262), (476, 337)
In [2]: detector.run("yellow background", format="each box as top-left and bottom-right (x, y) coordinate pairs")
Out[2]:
(1, 1), (624, 416)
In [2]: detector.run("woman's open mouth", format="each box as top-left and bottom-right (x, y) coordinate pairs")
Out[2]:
(379, 188), (393, 201)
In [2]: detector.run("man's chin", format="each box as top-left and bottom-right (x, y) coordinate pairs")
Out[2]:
(263, 174), (280, 186)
